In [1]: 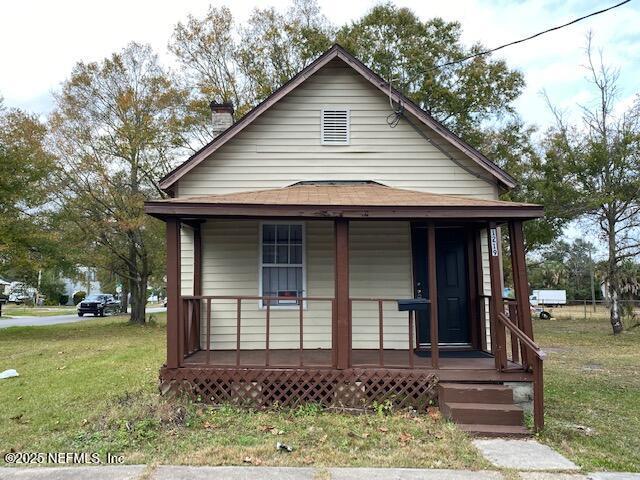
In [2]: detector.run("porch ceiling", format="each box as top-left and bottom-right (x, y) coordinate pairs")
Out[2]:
(145, 182), (544, 220)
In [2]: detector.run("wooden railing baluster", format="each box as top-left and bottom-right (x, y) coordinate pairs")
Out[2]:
(186, 300), (193, 355)
(408, 311), (415, 369)
(206, 299), (211, 365)
(178, 298), (185, 363)
(508, 301), (519, 364)
(265, 301), (270, 367)
(378, 300), (384, 367)
(236, 298), (241, 367)
(299, 300), (304, 367)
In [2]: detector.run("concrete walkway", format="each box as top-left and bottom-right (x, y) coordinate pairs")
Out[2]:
(473, 439), (579, 470)
(1, 466), (639, 480)
(0, 307), (166, 329)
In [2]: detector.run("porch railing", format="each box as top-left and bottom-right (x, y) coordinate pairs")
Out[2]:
(485, 296), (545, 432)
(180, 295), (335, 368)
(349, 298), (434, 369)
(496, 310), (545, 431)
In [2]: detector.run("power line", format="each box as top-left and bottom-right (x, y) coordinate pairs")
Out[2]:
(426, 0), (632, 72)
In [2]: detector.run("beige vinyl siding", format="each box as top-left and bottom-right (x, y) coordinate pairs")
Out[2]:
(175, 59), (498, 199)
(181, 227), (194, 296)
(350, 221), (413, 350)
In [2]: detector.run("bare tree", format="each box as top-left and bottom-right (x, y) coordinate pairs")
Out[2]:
(546, 35), (640, 334)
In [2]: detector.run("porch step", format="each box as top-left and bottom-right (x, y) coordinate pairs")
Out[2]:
(457, 424), (530, 438)
(439, 382), (529, 436)
(441, 402), (524, 426)
(438, 383), (514, 404)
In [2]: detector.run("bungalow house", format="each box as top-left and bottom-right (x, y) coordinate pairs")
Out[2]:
(145, 45), (545, 436)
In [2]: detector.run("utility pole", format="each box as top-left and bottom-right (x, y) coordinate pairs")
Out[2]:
(589, 247), (597, 313)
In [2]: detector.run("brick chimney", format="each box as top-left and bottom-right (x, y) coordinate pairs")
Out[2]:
(209, 102), (234, 137)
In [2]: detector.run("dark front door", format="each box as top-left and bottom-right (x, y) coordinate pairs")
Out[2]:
(411, 225), (470, 347)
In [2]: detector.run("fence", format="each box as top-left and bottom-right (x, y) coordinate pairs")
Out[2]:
(535, 299), (640, 322)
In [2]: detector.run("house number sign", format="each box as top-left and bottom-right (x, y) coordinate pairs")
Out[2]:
(490, 228), (499, 257)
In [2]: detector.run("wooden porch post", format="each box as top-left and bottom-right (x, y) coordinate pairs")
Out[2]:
(427, 222), (439, 368)
(192, 222), (202, 353)
(193, 223), (202, 297)
(487, 222), (507, 370)
(166, 218), (181, 369)
(334, 218), (351, 369)
(509, 220), (534, 366)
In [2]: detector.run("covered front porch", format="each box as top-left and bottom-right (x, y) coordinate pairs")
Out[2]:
(146, 182), (545, 430)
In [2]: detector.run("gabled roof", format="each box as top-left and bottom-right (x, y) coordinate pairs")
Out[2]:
(145, 181), (543, 220)
(159, 44), (517, 191)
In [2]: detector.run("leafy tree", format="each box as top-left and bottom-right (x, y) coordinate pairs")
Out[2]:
(483, 120), (573, 252)
(544, 36), (640, 334)
(49, 43), (186, 324)
(527, 239), (599, 301)
(0, 100), (70, 284)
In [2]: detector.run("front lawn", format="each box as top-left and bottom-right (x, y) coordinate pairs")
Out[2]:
(1, 305), (76, 318)
(535, 313), (640, 472)
(0, 314), (483, 469)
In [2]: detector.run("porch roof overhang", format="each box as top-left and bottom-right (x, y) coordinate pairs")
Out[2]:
(145, 182), (544, 221)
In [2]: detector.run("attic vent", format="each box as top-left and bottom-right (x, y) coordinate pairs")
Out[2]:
(321, 108), (350, 145)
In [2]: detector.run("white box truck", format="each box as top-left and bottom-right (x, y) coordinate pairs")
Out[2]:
(529, 290), (567, 319)
(530, 290), (567, 306)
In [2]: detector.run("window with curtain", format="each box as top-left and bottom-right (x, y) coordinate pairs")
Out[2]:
(260, 223), (304, 306)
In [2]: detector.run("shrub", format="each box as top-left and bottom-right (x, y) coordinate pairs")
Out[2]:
(73, 291), (87, 305)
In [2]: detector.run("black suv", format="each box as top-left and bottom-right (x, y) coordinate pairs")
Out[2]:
(77, 294), (120, 317)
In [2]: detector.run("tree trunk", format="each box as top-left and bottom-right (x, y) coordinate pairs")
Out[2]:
(129, 274), (148, 324)
(607, 218), (624, 334)
(610, 287), (623, 334)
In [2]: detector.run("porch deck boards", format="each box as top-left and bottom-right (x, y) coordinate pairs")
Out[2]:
(182, 348), (525, 375)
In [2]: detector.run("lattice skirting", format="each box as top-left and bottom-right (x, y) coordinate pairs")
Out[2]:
(159, 367), (438, 410)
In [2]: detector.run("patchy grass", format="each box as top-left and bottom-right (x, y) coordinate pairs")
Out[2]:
(0, 314), (485, 468)
(1, 305), (77, 318)
(536, 313), (640, 472)
(3, 308), (637, 471)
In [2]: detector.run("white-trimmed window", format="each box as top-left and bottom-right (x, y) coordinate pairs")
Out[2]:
(321, 108), (350, 145)
(260, 222), (305, 306)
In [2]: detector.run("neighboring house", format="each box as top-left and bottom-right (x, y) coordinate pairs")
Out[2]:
(0, 277), (10, 302)
(62, 267), (101, 305)
(145, 45), (545, 435)
(0, 277), (10, 295)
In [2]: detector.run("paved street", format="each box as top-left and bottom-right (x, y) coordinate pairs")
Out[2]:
(0, 307), (166, 329)
(0, 466), (639, 480)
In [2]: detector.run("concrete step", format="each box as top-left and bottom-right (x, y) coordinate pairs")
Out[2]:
(442, 402), (524, 426)
(457, 424), (530, 437)
(438, 383), (514, 404)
